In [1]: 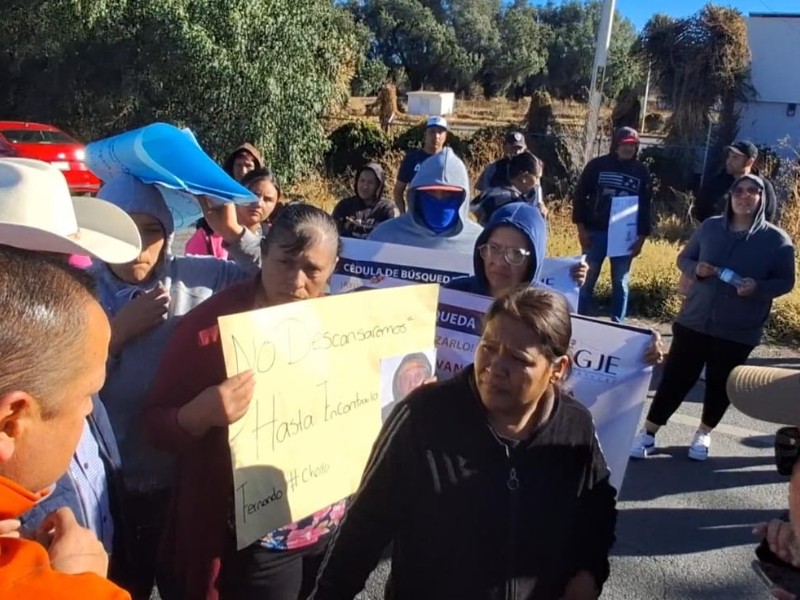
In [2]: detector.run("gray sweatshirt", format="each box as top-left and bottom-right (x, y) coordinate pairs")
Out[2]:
(368, 148), (483, 253)
(90, 176), (262, 493)
(676, 192), (795, 347)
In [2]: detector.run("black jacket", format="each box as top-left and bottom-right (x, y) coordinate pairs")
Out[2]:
(695, 169), (778, 223)
(572, 153), (652, 236)
(312, 367), (617, 600)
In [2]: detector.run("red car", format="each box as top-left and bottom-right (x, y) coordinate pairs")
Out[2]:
(0, 121), (101, 195)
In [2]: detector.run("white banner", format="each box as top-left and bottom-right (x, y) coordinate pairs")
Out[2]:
(435, 288), (653, 492)
(332, 238), (579, 308)
(608, 195), (639, 258)
(537, 255), (583, 312)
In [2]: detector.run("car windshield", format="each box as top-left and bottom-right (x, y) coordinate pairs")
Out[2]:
(1, 129), (75, 144)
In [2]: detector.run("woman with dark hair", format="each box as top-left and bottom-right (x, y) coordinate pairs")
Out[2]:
(185, 169), (283, 259)
(142, 204), (344, 599)
(446, 202), (663, 365)
(312, 287), (618, 600)
(332, 163), (397, 239)
(630, 173), (795, 461)
(238, 168), (284, 235)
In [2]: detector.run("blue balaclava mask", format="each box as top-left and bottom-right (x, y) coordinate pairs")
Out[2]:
(414, 189), (463, 234)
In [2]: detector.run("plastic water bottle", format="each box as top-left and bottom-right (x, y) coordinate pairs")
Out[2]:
(718, 268), (745, 287)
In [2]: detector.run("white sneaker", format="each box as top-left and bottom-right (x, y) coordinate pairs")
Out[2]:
(630, 430), (656, 459)
(688, 431), (711, 461)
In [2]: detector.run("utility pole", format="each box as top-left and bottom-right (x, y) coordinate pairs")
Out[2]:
(640, 61), (652, 133)
(583, 0), (616, 165)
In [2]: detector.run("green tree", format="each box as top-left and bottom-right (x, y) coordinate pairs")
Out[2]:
(350, 0), (480, 92)
(486, 1), (551, 97)
(0, 0), (360, 182)
(537, 0), (641, 99)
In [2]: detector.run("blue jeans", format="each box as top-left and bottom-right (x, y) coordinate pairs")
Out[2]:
(578, 230), (634, 323)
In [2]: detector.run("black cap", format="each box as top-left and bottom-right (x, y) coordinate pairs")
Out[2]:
(504, 131), (526, 148)
(727, 141), (758, 159)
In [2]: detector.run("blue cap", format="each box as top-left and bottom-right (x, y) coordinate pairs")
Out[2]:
(426, 116), (448, 131)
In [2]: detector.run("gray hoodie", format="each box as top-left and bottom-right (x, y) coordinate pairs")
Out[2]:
(368, 148), (482, 253)
(676, 175), (795, 346)
(92, 175), (258, 492)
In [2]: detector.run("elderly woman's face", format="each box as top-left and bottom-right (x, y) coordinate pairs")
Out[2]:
(395, 360), (431, 402)
(260, 231), (337, 306)
(474, 314), (562, 415)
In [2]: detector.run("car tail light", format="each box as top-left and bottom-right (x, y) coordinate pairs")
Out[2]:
(75, 149), (86, 161)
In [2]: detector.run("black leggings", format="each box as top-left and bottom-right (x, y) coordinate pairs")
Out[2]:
(218, 539), (329, 600)
(646, 323), (754, 429)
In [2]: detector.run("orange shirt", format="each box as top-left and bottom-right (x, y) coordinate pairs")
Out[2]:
(0, 476), (130, 599)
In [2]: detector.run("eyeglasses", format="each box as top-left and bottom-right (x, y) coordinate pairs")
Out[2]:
(478, 243), (531, 266)
(732, 186), (762, 197)
(775, 427), (800, 476)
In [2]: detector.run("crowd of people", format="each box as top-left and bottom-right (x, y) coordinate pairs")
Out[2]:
(0, 111), (795, 600)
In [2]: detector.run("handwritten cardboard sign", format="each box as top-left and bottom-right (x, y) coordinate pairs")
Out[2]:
(218, 284), (439, 549)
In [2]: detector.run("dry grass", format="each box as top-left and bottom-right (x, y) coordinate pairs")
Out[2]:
(313, 104), (800, 343)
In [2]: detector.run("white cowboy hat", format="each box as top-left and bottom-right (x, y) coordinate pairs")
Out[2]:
(0, 158), (141, 263)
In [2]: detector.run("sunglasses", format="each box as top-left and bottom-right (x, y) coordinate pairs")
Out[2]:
(478, 243), (531, 266)
(775, 427), (800, 476)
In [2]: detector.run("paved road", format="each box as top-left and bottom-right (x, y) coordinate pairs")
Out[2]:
(353, 329), (800, 599)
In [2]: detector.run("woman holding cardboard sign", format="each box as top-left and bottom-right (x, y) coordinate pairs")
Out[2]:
(142, 204), (346, 600)
(311, 287), (617, 600)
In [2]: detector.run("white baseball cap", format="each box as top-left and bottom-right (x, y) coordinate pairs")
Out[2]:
(0, 158), (141, 263)
(426, 116), (449, 130)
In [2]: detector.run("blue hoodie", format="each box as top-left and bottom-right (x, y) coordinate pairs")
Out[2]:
(445, 202), (547, 297)
(676, 173), (795, 347)
(368, 148), (482, 253)
(91, 175), (257, 493)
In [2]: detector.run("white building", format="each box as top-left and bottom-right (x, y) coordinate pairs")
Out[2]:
(738, 13), (800, 154)
(406, 91), (456, 117)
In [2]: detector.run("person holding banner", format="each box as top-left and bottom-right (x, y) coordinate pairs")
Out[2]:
(370, 147), (482, 254)
(142, 204), (345, 600)
(446, 202), (586, 297)
(445, 202), (663, 366)
(630, 174), (795, 462)
(312, 287), (617, 600)
(88, 175), (260, 599)
(573, 127), (651, 323)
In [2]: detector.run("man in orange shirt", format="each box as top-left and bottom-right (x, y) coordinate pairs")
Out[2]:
(0, 158), (139, 598)
(0, 249), (131, 599)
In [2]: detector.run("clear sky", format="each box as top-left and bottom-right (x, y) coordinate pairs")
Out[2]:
(531, 0), (800, 31)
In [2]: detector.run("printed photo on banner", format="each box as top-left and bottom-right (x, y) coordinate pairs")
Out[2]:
(434, 288), (653, 491)
(217, 284), (439, 549)
(608, 195), (639, 257)
(379, 350), (437, 421)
